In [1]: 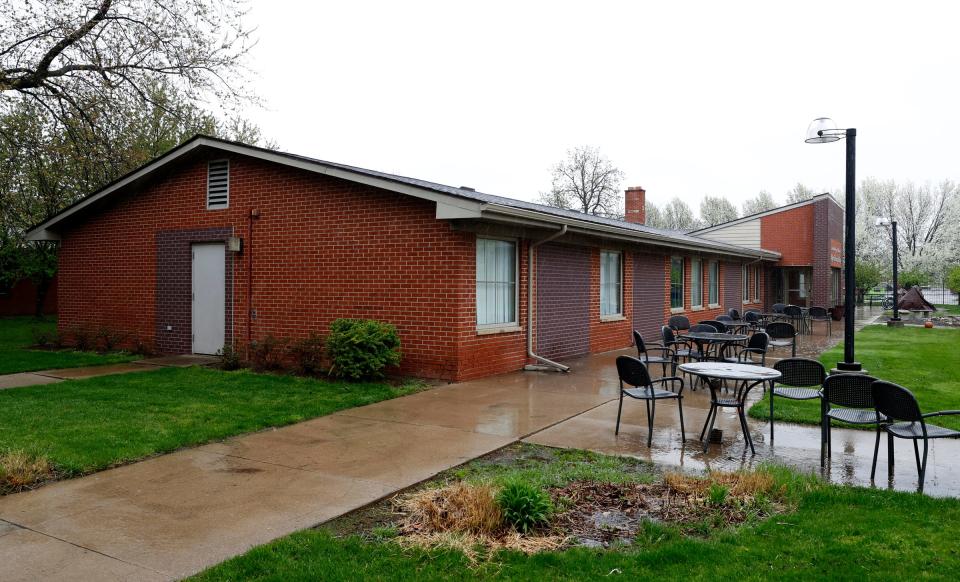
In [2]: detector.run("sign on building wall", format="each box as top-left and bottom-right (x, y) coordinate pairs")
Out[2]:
(830, 239), (843, 268)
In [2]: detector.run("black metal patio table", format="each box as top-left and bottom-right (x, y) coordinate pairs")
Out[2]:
(678, 362), (781, 455)
(683, 331), (749, 361)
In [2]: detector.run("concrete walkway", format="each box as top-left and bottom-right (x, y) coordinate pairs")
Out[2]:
(0, 355), (218, 390)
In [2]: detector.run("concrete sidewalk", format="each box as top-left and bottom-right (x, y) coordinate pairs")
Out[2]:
(0, 357), (617, 581)
(0, 355), (218, 390)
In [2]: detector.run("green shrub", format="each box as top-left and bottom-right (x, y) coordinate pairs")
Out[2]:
(217, 343), (244, 371)
(496, 481), (553, 533)
(31, 326), (60, 349)
(708, 483), (729, 506)
(96, 326), (127, 353)
(288, 333), (325, 375)
(70, 324), (94, 352)
(325, 319), (401, 380)
(249, 335), (289, 371)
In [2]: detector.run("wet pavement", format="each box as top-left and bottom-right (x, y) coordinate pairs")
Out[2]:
(0, 354), (218, 390)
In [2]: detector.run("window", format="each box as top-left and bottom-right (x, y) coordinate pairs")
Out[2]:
(670, 257), (684, 309)
(691, 258), (703, 308)
(207, 160), (230, 209)
(742, 265), (749, 303)
(754, 266), (761, 302)
(708, 261), (719, 305)
(476, 238), (517, 327)
(600, 251), (622, 316)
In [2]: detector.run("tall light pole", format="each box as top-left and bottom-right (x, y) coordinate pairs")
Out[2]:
(805, 118), (862, 372)
(875, 217), (901, 324)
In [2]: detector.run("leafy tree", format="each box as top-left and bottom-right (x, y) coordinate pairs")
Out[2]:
(854, 260), (883, 303)
(644, 201), (665, 229)
(947, 265), (960, 305)
(538, 146), (625, 217)
(786, 182), (817, 204)
(699, 195), (739, 227)
(898, 268), (928, 290)
(661, 197), (699, 231)
(742, 190), (777, 216)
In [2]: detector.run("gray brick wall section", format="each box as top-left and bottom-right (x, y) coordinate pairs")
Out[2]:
(724, 261), (742, 312)
(156, 227), (234, 354)
(812, 198), (844, 307)
(632, 253), (666, 344)
(536, 242), (591, 361)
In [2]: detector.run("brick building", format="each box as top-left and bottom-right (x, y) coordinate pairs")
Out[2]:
(28, 136), (783, 381)
(691, 194), (845, 309)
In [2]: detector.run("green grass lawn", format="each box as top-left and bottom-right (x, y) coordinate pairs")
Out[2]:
(750, 325), (960, 430)
(0, 366), (421, 476)
(935, 304), (960, 315)
(193, 446), (960, 581)
(0, 316), (138, 375)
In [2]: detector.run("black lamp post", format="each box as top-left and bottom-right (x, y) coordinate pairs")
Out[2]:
(876, 217), (901, 322)
(805, 118), (862, 372)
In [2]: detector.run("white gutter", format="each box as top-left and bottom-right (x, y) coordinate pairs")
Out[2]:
(525, 225), (570, 373)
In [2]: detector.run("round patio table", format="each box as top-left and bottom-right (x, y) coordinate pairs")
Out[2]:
(678, 362), (781, 455)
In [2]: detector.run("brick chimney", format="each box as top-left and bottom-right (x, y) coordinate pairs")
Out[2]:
(624, 186), (646, 224)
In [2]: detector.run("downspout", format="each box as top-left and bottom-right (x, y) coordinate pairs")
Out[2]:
(525, 225), (570, 372)
(246, 208), (260, 357)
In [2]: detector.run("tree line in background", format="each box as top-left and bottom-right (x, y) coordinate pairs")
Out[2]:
(542, 147), (960, 299)
(0, 0), (266, 314)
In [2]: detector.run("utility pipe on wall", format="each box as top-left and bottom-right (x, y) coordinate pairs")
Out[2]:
(526, 225), (569, 372)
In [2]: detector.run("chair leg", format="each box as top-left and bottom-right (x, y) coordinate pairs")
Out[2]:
(647, 398), (656, 448)
(769, 390), (775, 442)
(677, 398), (686, 443)
(870, 425), (882, 480)
(919, 439), (929, 493)
(701, 404), (718, 453)
(887, 432), (895, 476)
(912, 439), (922, 476)
(699, 404), (714, 441)
(615, 392), (624, 435)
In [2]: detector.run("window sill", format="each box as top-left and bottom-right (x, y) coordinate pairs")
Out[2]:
(670, 307), (685, 314)
(476, 325), (522, 336)
(743, 300), (751, 305)
(599, 314), (626, 322)
(708, 303), (721, 309)
(691, 306), (704, 312)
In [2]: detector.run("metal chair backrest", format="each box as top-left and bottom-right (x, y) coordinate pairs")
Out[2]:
(616, 355), (653, 389)
(746, 331), (769, 352)
(744, 311), (761, 324)
(784, 305), (803, 317)
(773, 357), (826, 387)
(765, 321), (796, 340)
(668, 315), (690, 332)
(699, 320), (727, 333)
(633, 330), (648, 356)
(772, 303), (786, 313)
(661, 325), (678, 345)
(808, 306), (829, 318)
(716, 314), (734, 323)
(728, 308), (741, 320)
(823, 373), (879, 408)
(872, 380), (924, 423)
(689, 323), (717, 333)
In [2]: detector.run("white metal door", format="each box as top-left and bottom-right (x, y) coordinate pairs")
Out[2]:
(192, 243), (226, 354)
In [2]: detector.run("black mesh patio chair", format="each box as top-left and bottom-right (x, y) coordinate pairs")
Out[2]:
(724, 332), (768, 366)
(689, 323), (717, 333)
(765, 322), (797, 357)
(768, 358), (825, 441)
(699, 320), (728, 333)
(615, 356), (685, 447)
(633, 330), (675, 377)
(743, 310), (762, 331)
(821, 374), (885, 467)
(870, 381), (960, 492)
(808, 306), (832, 336)
(661, 326), (705, 364)
(728, 308), (742, 320)
(668, 314), (691, 335)
(716, 314), (734, 323)
(772, 303), (786, 314)
(783, 305), (806, 334)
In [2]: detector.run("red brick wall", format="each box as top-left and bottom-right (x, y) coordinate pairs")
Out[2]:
(761, 205), (814, 266)
(536, 243), (591, 361)
(589, 249), (634, 354)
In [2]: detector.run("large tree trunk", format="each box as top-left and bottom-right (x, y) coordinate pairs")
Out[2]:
(34, 276), (51, 318)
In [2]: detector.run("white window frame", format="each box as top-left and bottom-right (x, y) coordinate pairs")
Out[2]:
(690, 258), (703, 309)
(742, 265), (750, 304)
(600, 250), (623, 319)
(670, 256), (685, 312)
(206, 159), (230, 210)
(475, 237), (519, 331)
(708, 261), (720, 307)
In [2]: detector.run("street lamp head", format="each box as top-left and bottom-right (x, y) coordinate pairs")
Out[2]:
(805, 117), (843, 143)
(875, 217), (891, 227)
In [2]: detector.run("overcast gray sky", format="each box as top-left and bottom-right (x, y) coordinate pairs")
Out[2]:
(241, 0), (960, 213)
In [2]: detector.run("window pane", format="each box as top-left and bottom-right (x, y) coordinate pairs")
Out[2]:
(600, 251), (621, 316)
(691, 259), (702, 306)
(476, 239), (517, 326)
(708, 261), (719, 305)
(670, 257), (684, 309)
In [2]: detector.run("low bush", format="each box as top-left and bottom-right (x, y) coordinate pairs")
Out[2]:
(70, 324), (94, 351)
(249, 335), (289, 372)
(288, 333), (325, 375)
(130, 336), (154, 357)
(496, 481), (553, 533)
(31, 326), (61, 349)
(217, 343), (244, 371)
(0, 450), (54, 494)
(326, 319), (401, 380)
(96, 326), (127, 353)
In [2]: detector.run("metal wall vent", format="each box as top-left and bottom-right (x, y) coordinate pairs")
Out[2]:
(207, 160), (230, 209)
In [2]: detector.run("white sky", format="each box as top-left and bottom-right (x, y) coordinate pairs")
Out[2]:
(240, 0), (960, 213)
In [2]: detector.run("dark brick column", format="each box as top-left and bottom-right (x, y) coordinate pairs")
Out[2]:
(536, 243), (591, 361)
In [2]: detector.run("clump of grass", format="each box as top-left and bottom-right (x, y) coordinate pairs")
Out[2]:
(398, 482), (502, 535)
(0, 450), (55, 494)
(497, 481), (553, 533)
